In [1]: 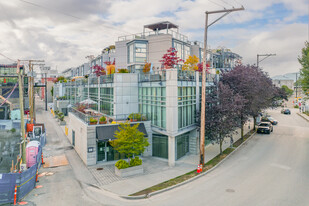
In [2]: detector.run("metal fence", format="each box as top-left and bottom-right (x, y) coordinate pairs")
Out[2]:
(0, 146), (42, 204)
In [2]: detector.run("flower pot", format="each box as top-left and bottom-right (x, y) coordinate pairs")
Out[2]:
(99, 121), (107, 124)
(89, 122), (97, 125)
(130, 119), (137, 122)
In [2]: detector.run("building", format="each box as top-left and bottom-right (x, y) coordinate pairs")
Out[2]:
(54, 21), (241, 167)
(0, 63), (28, 129)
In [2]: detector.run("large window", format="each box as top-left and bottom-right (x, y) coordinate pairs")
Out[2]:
(100, 88), (114, 115)
(139, 87), (166, 129)
(152, 134), (168, 159)
(176, 133), (189, 159)
(178, 87), (196, 129)
(128, 41), (147, 64)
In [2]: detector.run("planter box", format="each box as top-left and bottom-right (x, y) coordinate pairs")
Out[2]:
(115, 165), (143, 177)
(59, 120), (66, 126)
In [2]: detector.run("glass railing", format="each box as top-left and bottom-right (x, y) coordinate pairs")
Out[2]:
(139, 71), (166, 82)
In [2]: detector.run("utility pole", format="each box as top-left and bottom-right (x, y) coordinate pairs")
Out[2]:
(256, 54), (276, 68)
(17, 60), (26, 165)
(45, 72), (48, 111)
(296, 72), (298, 99)
(21, 60), (44, 123)
(200, 6), (244, 166)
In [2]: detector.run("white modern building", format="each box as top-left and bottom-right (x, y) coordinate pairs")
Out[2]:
(54, 21), (241, 167)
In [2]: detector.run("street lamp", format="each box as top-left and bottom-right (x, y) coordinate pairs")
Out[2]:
(257, 54), (276, 68)
(199, 6), (245, 165)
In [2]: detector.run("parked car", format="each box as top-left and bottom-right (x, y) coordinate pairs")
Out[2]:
(281, 108), (291, 115)
(257, 122), (273, 134)
(261, 116), (278, 125)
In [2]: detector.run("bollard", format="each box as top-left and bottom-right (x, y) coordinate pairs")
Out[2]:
(41, 153), (44, 164)
(14, 184), (17, 205)
(35, 169), (39, 182)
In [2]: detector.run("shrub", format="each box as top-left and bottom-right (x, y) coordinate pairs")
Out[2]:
(294, 105), (299, 108)
(128, 113), (144, 121)
(58, 113), (65, 121)
(115, 159), (129, 169)
(10, 128), (16, 133)
(118, 68), (129, 73)
(130, 156), (142, 167)
(89, 117), (97, 124)
(99, 116), (106, 122)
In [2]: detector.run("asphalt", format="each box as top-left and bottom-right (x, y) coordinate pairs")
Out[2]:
(23, 97), (309, 206)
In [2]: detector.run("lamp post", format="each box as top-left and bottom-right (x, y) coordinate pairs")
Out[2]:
(200, 6), (245, 165)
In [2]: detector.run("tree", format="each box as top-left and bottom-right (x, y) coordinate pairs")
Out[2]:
(182, 55), (199, 71)
(92, 65), (106, 77)
(109, 123), (149, 162)
(160, 47), (183, 69)
(221, 64), (278, 139)
(104, 60), (115, 75)
(281, 85), (293, 97)
(298, 41), (309, 95)
(205, 81), (245, 154)
(143, 62), (151, 73)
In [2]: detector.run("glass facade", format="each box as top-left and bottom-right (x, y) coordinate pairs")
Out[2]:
(152, 134), (168, 159)
(139, 87), (166, 129)
(173, 40), (191, 61)
(176, 132), (189, 159)
(100, 88), (114, 115)
(0, 66), (17, 75)
(128, 41), (147, 64)
(178, 87), (196, 129)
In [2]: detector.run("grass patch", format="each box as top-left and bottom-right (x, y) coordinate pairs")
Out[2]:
(303, 111), (309, 116)
(233, 129), (255, 147)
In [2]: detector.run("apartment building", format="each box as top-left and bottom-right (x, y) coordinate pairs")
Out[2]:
(54, 21), (241, 167)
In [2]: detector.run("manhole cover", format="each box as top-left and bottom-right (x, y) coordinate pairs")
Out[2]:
(226, 188), (235, 193)
(96, 168), (103, 171)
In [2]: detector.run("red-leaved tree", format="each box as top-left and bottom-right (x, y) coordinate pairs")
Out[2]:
(160, 47), (183, 69)
(92, 65), (106, 77)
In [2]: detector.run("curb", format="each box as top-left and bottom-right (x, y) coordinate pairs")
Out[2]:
(121, 131), (257, 200)
(297, 113), (309, 122)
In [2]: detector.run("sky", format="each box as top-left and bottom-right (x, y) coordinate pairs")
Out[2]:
(0, 0), (308, 77)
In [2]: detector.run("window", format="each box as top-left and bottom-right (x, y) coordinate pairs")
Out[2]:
(139, 87), (166, 129)
(128, 41), (147, 64)
(72, 130), (75, 146)
(178, 87), (196, 129)
(152, 134), (168, 159)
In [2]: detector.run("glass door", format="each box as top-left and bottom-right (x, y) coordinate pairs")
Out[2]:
(97, 141), (106, 162)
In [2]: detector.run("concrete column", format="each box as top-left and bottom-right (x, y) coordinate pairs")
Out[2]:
(165, 69), (178, 167)
(168, 136), (176, 167)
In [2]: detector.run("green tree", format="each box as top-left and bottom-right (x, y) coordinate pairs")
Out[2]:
(110, 123), (149, 162)
(281, 85), (293, 97)
(298, 41), (309, 95)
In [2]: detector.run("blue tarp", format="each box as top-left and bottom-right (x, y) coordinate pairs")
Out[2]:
(0, 137), (44, 204)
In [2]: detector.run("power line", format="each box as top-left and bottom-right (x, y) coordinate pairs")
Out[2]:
(0, 52), (17, 63)
(207, 0), (226, 9)
(18, 0), (132, 35)
(218, 0), (235, 8)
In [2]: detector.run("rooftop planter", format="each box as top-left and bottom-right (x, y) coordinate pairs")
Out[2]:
(99, 116), (107, 124)
(128, 113), (146, 122)
(89, 117), (98, 125)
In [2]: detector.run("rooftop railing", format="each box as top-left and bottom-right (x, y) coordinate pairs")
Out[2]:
(69, 107), (149, 125)
(139, 71), (166, 82)
(118, 30), (189, 43)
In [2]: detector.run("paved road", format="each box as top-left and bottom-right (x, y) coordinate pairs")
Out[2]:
(25, 102), (309, 206)
(24, 98), (99, 206)
(84, 108), (309, 206)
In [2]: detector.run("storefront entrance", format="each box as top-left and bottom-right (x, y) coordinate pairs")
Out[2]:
(97, 141), (126, 162)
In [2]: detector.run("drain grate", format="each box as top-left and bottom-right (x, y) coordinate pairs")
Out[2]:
(96, 168), (103, 171)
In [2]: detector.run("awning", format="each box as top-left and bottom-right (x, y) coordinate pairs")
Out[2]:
(96, 123), (148, 141)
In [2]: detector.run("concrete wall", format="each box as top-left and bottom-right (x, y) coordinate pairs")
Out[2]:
(142, 121), (152, 157)
(115, 40), (129, 69)
(68, 112), (89, 165)
(113, 73), (139, 119)
(147, 34), (172, 69)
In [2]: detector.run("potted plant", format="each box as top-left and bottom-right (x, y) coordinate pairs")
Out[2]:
(58, 113), (66, 125)
(99, 116), (107, 124)
(128, 113), (137, 122)
(89, 117), (98, 125)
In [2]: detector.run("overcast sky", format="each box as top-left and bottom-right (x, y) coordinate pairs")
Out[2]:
(0, 0), (308, 76)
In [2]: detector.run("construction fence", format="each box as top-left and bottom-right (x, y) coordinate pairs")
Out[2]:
(0, 141), (43, 204)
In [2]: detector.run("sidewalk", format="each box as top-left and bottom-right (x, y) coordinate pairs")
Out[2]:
(55, 110), (254, 196)
(298, 112), (309, 122)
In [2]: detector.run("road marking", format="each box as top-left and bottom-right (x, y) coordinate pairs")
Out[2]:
(270, 163), (291, 170)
